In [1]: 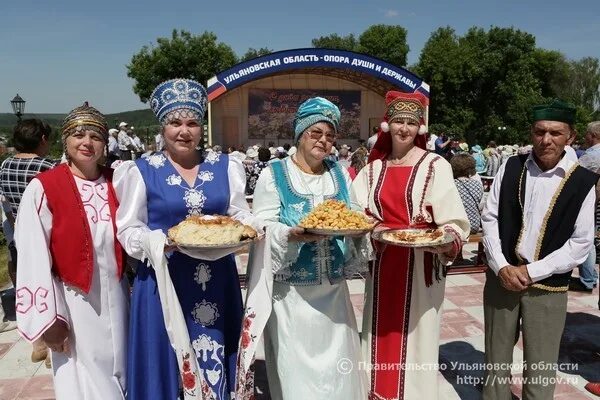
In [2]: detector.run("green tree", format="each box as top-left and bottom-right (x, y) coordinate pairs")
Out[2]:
(357, 24), (409, 67)
(414, 27), (466, 137)
(127, 30), (238, 103)
(564, 57), (600, 111)
(415, 26), (574, 145)
(311, 33), (357, 51)
(311, 25), (409, 67)
(240, 47), (273, 62)
(532, 49), (571, 99)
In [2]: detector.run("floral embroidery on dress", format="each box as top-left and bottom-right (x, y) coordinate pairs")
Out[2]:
(192, 335), (226, 398)
(191, 300), (219, 326)
(201, 381), (217, 400)
(235, 308), (257, 399)
(166, 174), (183, 186)
(290, 201), (306, 214)
(194, 263), (212, 291)
(181, 352), (198, 396)
(204, 151), (220, 165)
(240, 310), (257, 350)
(291, 268), (312, 279)
(165, 165), (216, 215)
(147, 153), (167, 169)
(197, 170), (214, 183)
(184, 189), (207, 215)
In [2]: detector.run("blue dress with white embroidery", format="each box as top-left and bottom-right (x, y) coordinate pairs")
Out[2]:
(127, 151), (242, 400)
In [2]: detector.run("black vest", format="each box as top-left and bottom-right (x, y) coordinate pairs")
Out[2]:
(497, 154), (598, 291)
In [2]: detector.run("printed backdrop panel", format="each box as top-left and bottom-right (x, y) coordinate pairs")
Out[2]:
(248, 89), (361, 140)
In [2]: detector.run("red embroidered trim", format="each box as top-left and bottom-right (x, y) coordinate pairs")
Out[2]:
(413, 156), (440, 225)
(405, 152), (429, 219)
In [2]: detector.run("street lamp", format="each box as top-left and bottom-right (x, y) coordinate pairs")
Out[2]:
(10, 94), (26, 122)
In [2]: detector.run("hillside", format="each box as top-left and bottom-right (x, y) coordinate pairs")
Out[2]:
(0, 108), (157, 128)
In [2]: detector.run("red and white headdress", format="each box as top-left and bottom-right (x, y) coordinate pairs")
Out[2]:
(380, 90), (428, 134)
(369, 91), (429, 163)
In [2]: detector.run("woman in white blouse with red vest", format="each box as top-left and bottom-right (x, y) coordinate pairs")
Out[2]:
(15, 103), (129, 400)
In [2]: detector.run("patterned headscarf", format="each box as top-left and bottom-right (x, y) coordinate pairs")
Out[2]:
(293, 97), (341, 142)
(61, 102), (108, 142)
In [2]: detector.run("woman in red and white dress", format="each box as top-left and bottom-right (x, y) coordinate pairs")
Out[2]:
(351, 91), (469, 400)
(15, 103), (128, 400)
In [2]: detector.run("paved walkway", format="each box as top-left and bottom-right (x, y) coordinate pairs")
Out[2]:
(1, 247), (599, 399)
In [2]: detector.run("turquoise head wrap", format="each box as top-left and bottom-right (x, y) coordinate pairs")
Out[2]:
(293, 97), (341, 142)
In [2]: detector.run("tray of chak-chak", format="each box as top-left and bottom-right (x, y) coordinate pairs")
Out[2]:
(167, 215), (262, 252)
(299, 199), (376, 236)
(372, 228), (453, 248)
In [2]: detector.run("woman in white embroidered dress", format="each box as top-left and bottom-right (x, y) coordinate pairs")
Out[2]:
(15, 103), (129, 399)
(251, 97), (368, 400)
(351, 91), (469, 400)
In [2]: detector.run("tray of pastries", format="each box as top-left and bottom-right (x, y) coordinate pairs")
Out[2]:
(299, 199), (376, 236)
(372, 228), (453, 247)
(168, 215), (260, 250)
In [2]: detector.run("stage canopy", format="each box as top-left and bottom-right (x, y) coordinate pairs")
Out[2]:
(206, 48), (429, 148)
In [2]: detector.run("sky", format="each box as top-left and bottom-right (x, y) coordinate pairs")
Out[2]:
(1, 0), (599, 114)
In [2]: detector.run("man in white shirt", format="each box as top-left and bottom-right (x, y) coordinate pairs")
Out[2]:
(117, 121), (133, 160)
(570, 121), (600, 293)
(129, 127), (145, 158)
(481, 100), (598, 399)
(107, 128), (120, 162)
(577, 121), (600, 399)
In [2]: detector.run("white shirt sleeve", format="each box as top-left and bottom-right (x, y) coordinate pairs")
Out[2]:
(481, 161), (510, 275)
(428, 159), (471, 240)
(113, 161), (150, 260)
(339, 164), (372, 275)
(15, 179), (70, 341)
(252, 165), (298, 275)
(350, 164), (370, 212)
(526, 186), (596, 281)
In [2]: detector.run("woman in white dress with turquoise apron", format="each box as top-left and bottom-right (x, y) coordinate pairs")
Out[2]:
(252, 97), (369, 399)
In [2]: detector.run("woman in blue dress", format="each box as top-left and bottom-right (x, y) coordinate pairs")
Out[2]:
(114, 79), (256, 400)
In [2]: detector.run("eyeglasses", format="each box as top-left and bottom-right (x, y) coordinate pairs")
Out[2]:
(305, 129), (336, 143)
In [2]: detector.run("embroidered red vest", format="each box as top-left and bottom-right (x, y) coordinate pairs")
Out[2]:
(36, 163), (124, 293)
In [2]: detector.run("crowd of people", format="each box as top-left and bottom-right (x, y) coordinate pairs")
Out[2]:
(107, 122), (147, 162)
(0, 76), (598, 399)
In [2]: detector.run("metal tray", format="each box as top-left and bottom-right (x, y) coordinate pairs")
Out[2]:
(303, 227), (374, 236)
(372, 229), (453, 248)
(169, 235), (263, 251)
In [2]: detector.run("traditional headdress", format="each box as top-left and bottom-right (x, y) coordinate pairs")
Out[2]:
(293, 97), (341, 142)
(380, 91), (428, 135)
(369, 91), (429, 163)
(531, 99), (576, 125)
(61, 102), (108, 142)
(150, 79), (208, 125)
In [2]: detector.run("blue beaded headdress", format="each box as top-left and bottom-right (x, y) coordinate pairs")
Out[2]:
(149, 79), (208, 124)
